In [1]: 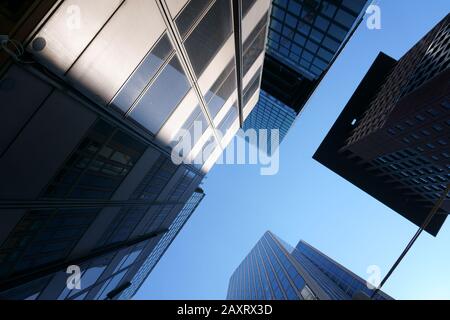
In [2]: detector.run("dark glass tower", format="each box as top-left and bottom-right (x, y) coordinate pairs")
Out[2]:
(314, 14), (450, 236)
(227, 231), (393, 300)
(244, 0), (369, 154)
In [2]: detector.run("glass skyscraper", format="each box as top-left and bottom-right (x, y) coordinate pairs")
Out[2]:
(227, 231), (393, 300)
(244, 0), (369, 155)
(0, 0), (270, 299)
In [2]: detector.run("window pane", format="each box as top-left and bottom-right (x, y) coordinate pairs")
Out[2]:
(243, 14), (268, 76)
(205, 61), (236, 118)
(173, 105), (209, 156)
(175, 0), (211, 39)
(218, 104), (238, 134)
(184, 0), (233, 78)
(242, 0), (258, 17)
(243, 68), (262, 106)
(95, 270), (127, 300)
(129, 55), (191, 134)
(111, 34), (173, 113)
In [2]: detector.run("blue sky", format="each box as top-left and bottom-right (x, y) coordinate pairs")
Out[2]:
(134, 0), (450, 300)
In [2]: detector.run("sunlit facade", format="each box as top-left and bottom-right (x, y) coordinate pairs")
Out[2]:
(0, 0), (270, 299)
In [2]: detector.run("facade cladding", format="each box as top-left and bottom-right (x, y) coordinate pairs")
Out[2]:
(0, 0), (270, 299)
(244, 0), (368, 154)
(314, 14), (450, 236)
(227, 232), (393, 300)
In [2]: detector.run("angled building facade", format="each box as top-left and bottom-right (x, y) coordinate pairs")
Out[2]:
(0, 0), (271, 299)
(227, 231), (393, 300)
(244, 0), (369, 154)
(314, 14), (450, 235)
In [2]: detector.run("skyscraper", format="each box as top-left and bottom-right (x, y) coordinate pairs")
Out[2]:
(0, 0), (271, 299)
(314, 14), (450, 236)
(227, 231), (393, 300)
(244, 0), (369, 154)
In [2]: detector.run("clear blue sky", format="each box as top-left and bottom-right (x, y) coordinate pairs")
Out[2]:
(134, 0), (450, 300)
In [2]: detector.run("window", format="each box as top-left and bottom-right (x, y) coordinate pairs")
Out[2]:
(175, 105), (209, 155)
(95, 270), (128, 300)
(184, 0), (233, 78)
(111, 34), (173, 113)
(58, 264), (107, 300)
(335, 9), (356, 28)
(129, 55), (191, 134)
(218, 104), (238, 135)
(243, 69), (262, 106)
(205, 60), (236, 118)
(175, 0), (211, 39)
(242, 0), (258, 17)
(243, 15), (268, 76)
(328, 24), (347, 41)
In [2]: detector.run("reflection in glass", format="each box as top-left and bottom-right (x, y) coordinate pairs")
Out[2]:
(243, 68), (262, 106)
(184, 0), (233, 78)
(129, 55), (191, 134)
(242, 0), (258, 17)
(218, 104), (238, 135)
(175, 0), (211, 40)
(193, 135), (217, 169)
(171, 105), (209, 159)
(95, 270), (127, 300)
(111, 34), (173, 113)
(243, 14), (268, 76)
(204, 60), (236, 119)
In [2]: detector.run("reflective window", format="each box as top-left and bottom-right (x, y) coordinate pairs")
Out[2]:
(177, 106), (209, 155)
(242, 0), (258, 17)
(175, 0), (211, 40)
(243, 14), (268, 76)
(301, 285), (317, 300)
(193, 136), (217, 169)
(111, 34), (173, 113)
(243, 68), (262, 106)
(129, 55), (191, 134)
(95, 270), (127, 300)
(184, 0), (233, 78)
(218, 104), (238, 135)
(112, 250), (141, 273)
(58, 265), (107, 300)
(204, 60), (236, 118)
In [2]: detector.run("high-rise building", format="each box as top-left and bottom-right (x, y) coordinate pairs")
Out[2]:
(227, 231), (393, 300)
(0, 0), (271, 299)
(244, 0), (369, 154)
(314, 14), (450, 236)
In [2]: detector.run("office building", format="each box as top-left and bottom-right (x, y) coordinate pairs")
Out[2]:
(227, 231), (393, 300)
(314, 14), (450, 236)
(0, 0), (271, 299)
(244, 0), (369, 155)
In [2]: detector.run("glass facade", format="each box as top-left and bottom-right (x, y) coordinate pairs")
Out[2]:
(227, 232), (393, 300)
(243, 90), (297, 155)
(0, 0), (270, 300)
(0, 119), (147, 280)
(119, 189), (205, 300)
(266, 0), (367, 79)
(244, 0), (368, 158)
